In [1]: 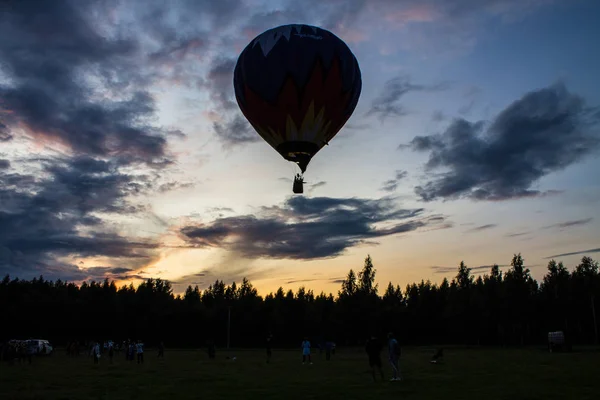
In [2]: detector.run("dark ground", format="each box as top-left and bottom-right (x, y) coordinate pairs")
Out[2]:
(1, 346), (598, 400)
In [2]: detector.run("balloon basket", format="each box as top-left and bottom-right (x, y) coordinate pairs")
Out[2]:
(293, 175), (304, 194)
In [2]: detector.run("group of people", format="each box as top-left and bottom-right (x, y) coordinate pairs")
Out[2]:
(263, 334), (336, 365)
(0, 340), (38, 365)
(7, 333), (441, 384)
(293, 333), (402, 382)
(365, 333), (402, 382)
(87, 339), (162, 365)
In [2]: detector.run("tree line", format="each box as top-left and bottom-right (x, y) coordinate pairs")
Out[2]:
(1, 254), (598, 348)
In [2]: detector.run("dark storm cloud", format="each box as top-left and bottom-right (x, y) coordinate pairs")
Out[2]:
(541, 218), (593, 230)
(190, 0), (549, 147)
(81, 266), (148, 282)
(262, 0), (553, 41)
(172, 0), (248, 26)
(242, 8), (308, 36)
(123, 0), (255, 89)
(134, 0), (246, 48)
(205, 58), (239, 112)
(203, 57), (258, 146)
(403, 83), (600, 202)
(179, 196), (449, 260)
(366, 76), (449, 122)
(0, 122), (12, 142)
(0, 160), (10, 170)
(466, 224), (497, 233)
(545, 248), (600, 259)
(213, 114), (259, 145)
(147, 38), (206, 66)
(0, 156), (161, 281)
(129, 3), (255, 148)
(381, 170), (408, 192)
(0, 0), (172, 165)
(438, 0), (553, 19)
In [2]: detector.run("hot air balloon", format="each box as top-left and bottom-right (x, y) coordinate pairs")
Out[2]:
(233, 24), (362, 194)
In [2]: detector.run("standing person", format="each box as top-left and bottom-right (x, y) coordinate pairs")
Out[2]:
(158, 341), (164, 359)
(93, 341), (100, 365)
(26, 340), (36, 365)
(325, 341), (333, 361)
(108, 341), (114, 364)
(128, 341), (135, 362)
(136, 340), (144, 364)
(266, 333), (272, 363)
(365, 335), (384, 382)
(301, 337), (312, 365)
(207, 340), (216, 360)
(387, 333), (402, 381)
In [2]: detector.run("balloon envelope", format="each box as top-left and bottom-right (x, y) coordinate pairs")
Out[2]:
(234, 24), (362, 172)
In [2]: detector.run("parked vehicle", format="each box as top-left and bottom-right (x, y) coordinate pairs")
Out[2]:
(27, 339), (53, 355)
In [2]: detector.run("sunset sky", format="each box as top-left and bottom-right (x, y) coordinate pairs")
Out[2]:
(1, 0), (599, 296)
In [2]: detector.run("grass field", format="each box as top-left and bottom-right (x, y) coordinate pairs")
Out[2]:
(1, 346), (599, 400)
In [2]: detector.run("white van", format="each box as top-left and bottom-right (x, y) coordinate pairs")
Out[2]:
(27, 339), (53, 355)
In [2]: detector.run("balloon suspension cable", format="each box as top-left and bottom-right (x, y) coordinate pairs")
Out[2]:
(288, 161), (298, 177)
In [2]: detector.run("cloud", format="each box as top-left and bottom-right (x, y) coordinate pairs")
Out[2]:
(157, 181), (195, 193)
(466, 224), (497, 233)
(0, 0), (566, 284)
(366, 76), (449, 122)
(506, 231), (530, 237)
(381, 170), (408, 192)
(542, 218), (593, 230)
(432, 111), (447, 122)
(403, 83), (600, 201)
(278, 178), (329, 194)
(307, 181), (327, 194)
(0, 122), (12, 142)
(0, 0), (173, 166)
(179, 196), (449, 260)
(206, 207), (235, 215)
(286, 278), (320, 285)
(344, 123), (371, 130)
(204, 57), (238, 112)
(285, 275), (345, 286)
(172, 260), (277, 291)
(81, 267), (149, 282)
(0, 155), (161, 281)
(430, 264), (509, 274)
(545, 248), (600, 259)
(109, 0), (553, 150)
(213, 114), (258, 146)
(197, 56), (259, 147)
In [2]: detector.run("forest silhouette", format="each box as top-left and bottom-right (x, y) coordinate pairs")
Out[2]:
(1, 254), (598, 348)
